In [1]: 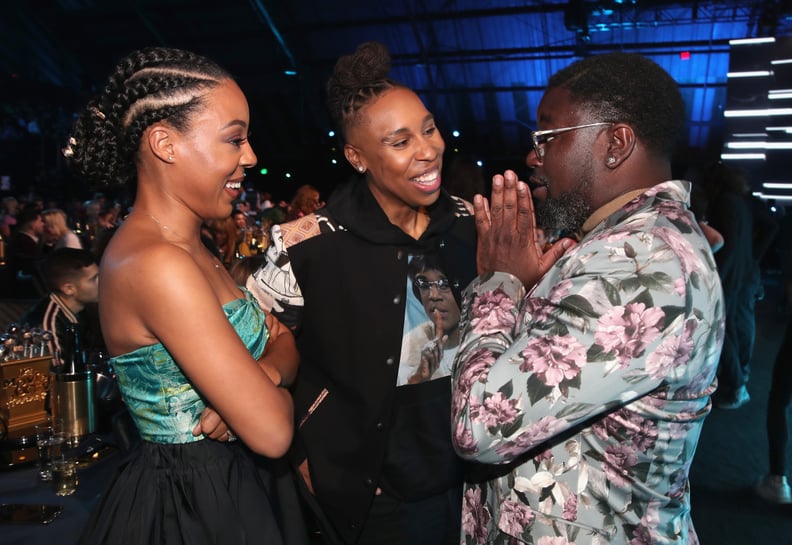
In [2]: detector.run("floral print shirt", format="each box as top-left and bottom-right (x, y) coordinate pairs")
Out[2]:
(451, 180), (724, 545)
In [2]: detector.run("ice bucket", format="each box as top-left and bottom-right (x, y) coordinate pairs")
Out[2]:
(50, 370), (95, 443)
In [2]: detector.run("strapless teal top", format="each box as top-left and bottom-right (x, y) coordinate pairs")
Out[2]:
(111, 290), (270, 444)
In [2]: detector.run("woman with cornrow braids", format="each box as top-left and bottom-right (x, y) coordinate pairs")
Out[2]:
(64, 47), (307, 545)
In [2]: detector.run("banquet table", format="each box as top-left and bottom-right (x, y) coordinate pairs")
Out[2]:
(0, 435), (120, 545)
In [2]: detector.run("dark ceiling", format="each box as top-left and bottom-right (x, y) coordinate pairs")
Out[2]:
(1, 0), (791, 200)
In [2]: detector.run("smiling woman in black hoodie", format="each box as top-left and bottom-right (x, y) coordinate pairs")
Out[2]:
(247, 41), (477, 545)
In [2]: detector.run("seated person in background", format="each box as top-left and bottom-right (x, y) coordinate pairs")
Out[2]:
(91, 205), (121, 259)
(208, 215), (250, 267)
(41, 208), (83, 251)
(284, 184), (322, 221)
(0, 195), (19, 239)
(20, 247), (100, 361)
(229, 254), (267, 287)
(4, 206), (45, 297)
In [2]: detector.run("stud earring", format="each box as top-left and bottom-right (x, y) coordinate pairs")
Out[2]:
(358, 165), (365, 173)
(607, 156), (616, 165)
(168, 155), (174, 162)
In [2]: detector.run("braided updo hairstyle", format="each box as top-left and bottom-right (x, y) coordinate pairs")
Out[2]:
(326, 41), (405, 141)
(64, 47), (231, 187)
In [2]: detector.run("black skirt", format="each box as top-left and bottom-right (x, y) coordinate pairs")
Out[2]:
(78, 439), (308, 545)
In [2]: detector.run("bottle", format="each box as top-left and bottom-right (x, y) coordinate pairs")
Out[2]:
(60, 324), (86, 374)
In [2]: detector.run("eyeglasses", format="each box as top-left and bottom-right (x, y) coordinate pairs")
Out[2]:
(414, 277), (451, 292)
(530, 122), (613, 160)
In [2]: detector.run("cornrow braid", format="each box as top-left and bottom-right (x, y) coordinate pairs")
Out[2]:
(326, 41), (403, 141)
(64, 47), (231, 187)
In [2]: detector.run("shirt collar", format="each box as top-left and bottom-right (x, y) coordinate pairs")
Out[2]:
(581, 188), (648, 234)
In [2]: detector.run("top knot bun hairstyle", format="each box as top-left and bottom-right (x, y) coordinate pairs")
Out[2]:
(326, 41), (406, 141)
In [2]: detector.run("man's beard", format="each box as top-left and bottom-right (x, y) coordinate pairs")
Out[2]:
(535, 178), (592, 234)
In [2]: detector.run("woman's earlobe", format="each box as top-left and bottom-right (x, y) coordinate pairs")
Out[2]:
(147, 126), (175, 163)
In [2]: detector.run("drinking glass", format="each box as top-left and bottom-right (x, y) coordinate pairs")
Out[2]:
(51, 457), (78, 496)
(49, 430), (66, 461)
(34, 424), (53, 481)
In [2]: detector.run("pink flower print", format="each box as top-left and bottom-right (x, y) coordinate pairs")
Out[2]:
(627, 415), (659, 453)
(519, 335), (587, 387)
(500, 499), (535, 535)
(655, 201), (692, 224)
(676, 366), (717, 399)
(605, 230), (632, 244)
(602, 443), (639, 488)
(595, 303), (664, 368)
(592, 409), (657, 452)
(562, 491), (578, 521)
(523, 297), (553, 324)
(462, 487), (490, 544)
(668, 468), (687, 499)
(549, 279), (573, 300)
(453, 349), (495, 417)
(673, 277), (686, 296)
(653, 226), (701, 276)
(524, 280), (574, 323)
(628, 525), (653, 545)
(452, 420), (478, 456)
(471, 288), (516, 334)
(646, 319), (696, 380)
(497, 415), (567, 457)
(592, 411), (623, 441)
(630, 503), (662, 544)
(534, 448), (553, 464)
(538, 537), (577, 545)
(471, 391), (520, 429)
(669, 421), (692, 440)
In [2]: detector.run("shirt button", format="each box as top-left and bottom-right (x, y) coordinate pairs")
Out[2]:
(439, 240), (446, 248)
(392, 295), (401, 304)
(385, 356), (395, 366)
(396, 250), (405, 260)
(376, 422), (384, 430)
(365, 478), (374, 486)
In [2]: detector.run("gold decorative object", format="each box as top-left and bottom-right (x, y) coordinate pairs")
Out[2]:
(0, 355), (52, 437)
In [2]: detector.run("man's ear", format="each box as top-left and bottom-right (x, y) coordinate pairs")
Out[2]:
(606, 124), (636, 168)
(146, 124), (175, 164)
(344, 144), (365, 173)
(59, 281), (76, 298)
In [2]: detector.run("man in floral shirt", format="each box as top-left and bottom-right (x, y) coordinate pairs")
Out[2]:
(451, 53), (724, 545)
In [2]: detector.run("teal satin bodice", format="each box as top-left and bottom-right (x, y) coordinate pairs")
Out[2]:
(111, 290), (269, 444)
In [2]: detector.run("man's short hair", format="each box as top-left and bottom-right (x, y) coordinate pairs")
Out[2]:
(41, 248), (97, 294)
(15, 206), (41, 228)
(547, 52), (685, 157)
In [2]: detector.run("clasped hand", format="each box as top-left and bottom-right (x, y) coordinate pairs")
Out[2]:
(474, 170), (574, 289)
